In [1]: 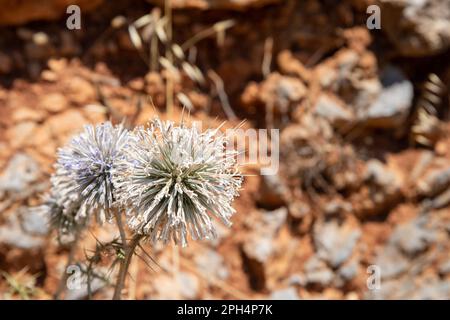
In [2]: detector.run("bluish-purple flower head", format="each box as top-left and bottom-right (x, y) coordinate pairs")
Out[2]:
(51, 122), (130, 225)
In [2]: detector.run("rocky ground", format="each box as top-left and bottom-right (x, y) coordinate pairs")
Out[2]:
(1, 0), (450, 299)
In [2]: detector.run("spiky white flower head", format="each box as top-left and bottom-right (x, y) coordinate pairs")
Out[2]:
(113, 118), (243, 247)
(51, 121), (130, 225)
(33, 193), (87, 242)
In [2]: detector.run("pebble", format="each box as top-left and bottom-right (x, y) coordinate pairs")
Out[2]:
(20, 206), (50, 236)
(194, 249), (229, 280)
(314, 219), (361, 268)
(270, 287), (299, 300)
(38, 92), (68, 113)
(0, 153), (40, 197)
(304, 255), (334, 286)
(177, 272), (200, 299)
(390, 217), (435, 256)
(362, 66), (414, 128)
(0, 215), (44, 249)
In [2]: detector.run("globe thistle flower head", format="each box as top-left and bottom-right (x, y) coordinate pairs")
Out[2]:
(39, 193), (87, 243)
(114, 118), (243, 247)
(51, 121), (130, 225)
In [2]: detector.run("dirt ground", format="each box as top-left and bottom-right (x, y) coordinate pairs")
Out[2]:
(1, 0), (450, 300)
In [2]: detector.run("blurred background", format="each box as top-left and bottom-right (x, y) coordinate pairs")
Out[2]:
(1, 0), (450, 300)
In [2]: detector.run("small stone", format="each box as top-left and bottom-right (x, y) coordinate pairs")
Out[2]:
(375, 246), (409, 279)
(111, 15), (127, 29)
(38, 92), (67, 113)
(361, 66), (413, 128)
(194, 249), (229, 280)
(66, 77), (96, 105)
(380, 0), (450, 56)
(128, 78), (145, 91)
(177, 272), (199, 299)
(243, 236), (273, 264)
(0, 153), (40, 197)
(304, 256), (334, 286)
(12, 107), (45, 123)
(46, 109), (87, 141)
(417, 167), (450, 197)
(26, 33), (54, 60)
(314, 93), (354, 128)
(324, 199), (352, 216)
(288, 274), (306, 287)
(314, 219), (361, 268)
(365, 159), (398, 187)
(32, 32), (49, 46)
(260, 207), (288, 234)
(390, 217), (435, 256)
(41, 69), (58, 82)
(48, 58), (67, 73)
(9, 121), (37, 149)
(28, 125), (57, 157)
(0, 215), (43, 249)
(20, 206), (50, 236)
(338, 259), (359, 281)
(64, 279), (105, 300)
(270, 287), (299, 300)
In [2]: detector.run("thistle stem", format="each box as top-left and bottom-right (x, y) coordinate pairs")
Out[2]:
(53, 228), (81, 300)
(114, 209), (127, 249)
(112, 234), (142, 300)
(112, 209), (128, 300)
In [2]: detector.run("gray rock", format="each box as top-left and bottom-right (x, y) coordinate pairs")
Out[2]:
(270, 287), (299, 300)
(381, 0), (450, 57)
(20, 206), (50, 236)
(314, 93), (354, 128)
(365, 159), (398, 188)
(414, 278), (450, 299)
(260, 207), (288, 234)
(177, 272), (199, 299)
(368, 275), (450, 300)
(64, 277), (105, 300)
(367, 278), (415, 300)
(304, 255), (334, 286)
(314, 219), (361, 268)
(338, 259), (359, 282)
(375, 246), (409, 279)
(0, 215), (44, 249)
(360, 67), (413, 128)
(417, 167), (450, 197)
(390, 217), (435, 256)
(288, 274), (306, 287)
(243, 236), (273, 264)
(362, 159), (402, 215)
(194, 249), (229, 281)
(324, 199), (352, 216)
(0, 153), (41, 199)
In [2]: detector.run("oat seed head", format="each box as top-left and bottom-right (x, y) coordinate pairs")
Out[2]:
(113, 118), (243, 247)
